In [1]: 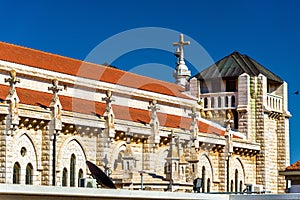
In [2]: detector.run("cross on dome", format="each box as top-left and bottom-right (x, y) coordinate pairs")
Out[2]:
(173, 34), (191, 87)
(173, 34), (190, 62)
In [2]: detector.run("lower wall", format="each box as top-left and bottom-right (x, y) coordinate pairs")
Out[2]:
(0, 185), (299, 200)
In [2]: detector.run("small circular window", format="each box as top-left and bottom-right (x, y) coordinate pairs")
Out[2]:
(20, 147), (26, 157)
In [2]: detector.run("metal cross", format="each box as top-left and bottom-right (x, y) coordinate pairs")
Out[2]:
(48, 79), (63, 102)
(5, 69), (20, 95)
(173, 34), (190, 61)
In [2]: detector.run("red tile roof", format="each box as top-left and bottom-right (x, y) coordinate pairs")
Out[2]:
(0, 41), (190, 99)
(0, 84), (225, 136)
(286, 160), (300, 171)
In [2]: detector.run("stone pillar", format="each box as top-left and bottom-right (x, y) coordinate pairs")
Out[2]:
(123, 129), (134, 181)
(165, 130), (180, 191)
(237, 73), (250, 139)
(96, 129), (112, 175)
(187, 139), (199, 182)
(189, 77), (199, 98)
(0, 118), (6, 183)
(256, 74), (268, 190)
(41, 126), (52, 185)
(277, 115), (290, 193)
(218, 150), (226, 192)
(48, 79), (63, 186)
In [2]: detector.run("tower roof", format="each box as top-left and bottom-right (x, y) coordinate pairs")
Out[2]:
(194, 51), (283, 83)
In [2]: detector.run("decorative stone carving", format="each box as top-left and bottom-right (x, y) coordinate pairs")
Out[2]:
(48, 79), (63, 131)
(148, 99), (160, 146)
(5, 69), (20, 128)
(189, 106), (198, 140)
(102, 90), (115, 138)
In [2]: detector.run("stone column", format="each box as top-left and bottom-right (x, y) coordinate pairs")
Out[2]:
(96, 129), (112, 175)
(237, 73), (251, 139)
(256, 74), (268, 190)
(41, 126), (52, 185)
(48, 79), (63, 186)
(122, 128), (134, 181)
(0, 117), (6, 183)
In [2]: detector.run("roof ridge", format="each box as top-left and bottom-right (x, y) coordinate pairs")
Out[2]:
(0, 41), (87, 64)
(0, 40), (191, 99)
(246, 55), (283, 82)
(231, 52), (258, 76)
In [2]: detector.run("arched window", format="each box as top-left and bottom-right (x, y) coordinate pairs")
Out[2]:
(25, 163), (33, 185)
(207, 178), (211, 193)
(240, 180), (243, 192)
(202, 166), (206, 193)
(70, 154), (76, 187)
(230, 180), (234, 192)
(62, 168), (68, 186)
(13, 162), (21, 184)
(235, 169), (238, 192)
(78, 169), (83, 187)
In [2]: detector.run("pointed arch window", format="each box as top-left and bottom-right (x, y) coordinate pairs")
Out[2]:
(25, 163), (33, 185)
(78, 169), (83, 187)
(207, 178), (211, 193)
(13, 162), (21, 184)
(235, 169), (238, 192)
(70, 154), (76, 187)
(62, 168), (68, 186)
(240, 180), (243, 192)
(201, 166), (206, 193)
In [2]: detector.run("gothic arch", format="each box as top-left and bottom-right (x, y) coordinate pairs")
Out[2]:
(198, 153), (213, 192)
(11, 132), (38, 184)
(110, 141), (126, 171)
(14, 131), (40, 169)
(58, 136), (88, 163)
(231, 156), (245, 192)
(154, 146), (169, 174)
(57, 138), (87, 186)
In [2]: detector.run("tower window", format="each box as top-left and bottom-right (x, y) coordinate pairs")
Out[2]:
(226, 79), (237, 92)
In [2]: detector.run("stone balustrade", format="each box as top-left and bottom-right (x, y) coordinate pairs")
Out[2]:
(266, 94), (282, 113)
(200, 92), (237, 111)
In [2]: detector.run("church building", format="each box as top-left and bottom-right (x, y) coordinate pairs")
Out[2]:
(0, 34), (290, 193)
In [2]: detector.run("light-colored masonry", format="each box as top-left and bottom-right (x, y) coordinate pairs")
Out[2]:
(0, 48), (290, 194)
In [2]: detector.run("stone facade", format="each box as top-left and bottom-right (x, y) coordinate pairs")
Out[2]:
(0, 41), (290, 194)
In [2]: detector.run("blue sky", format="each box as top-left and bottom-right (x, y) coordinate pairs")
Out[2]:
(1, 0), (300, 163)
